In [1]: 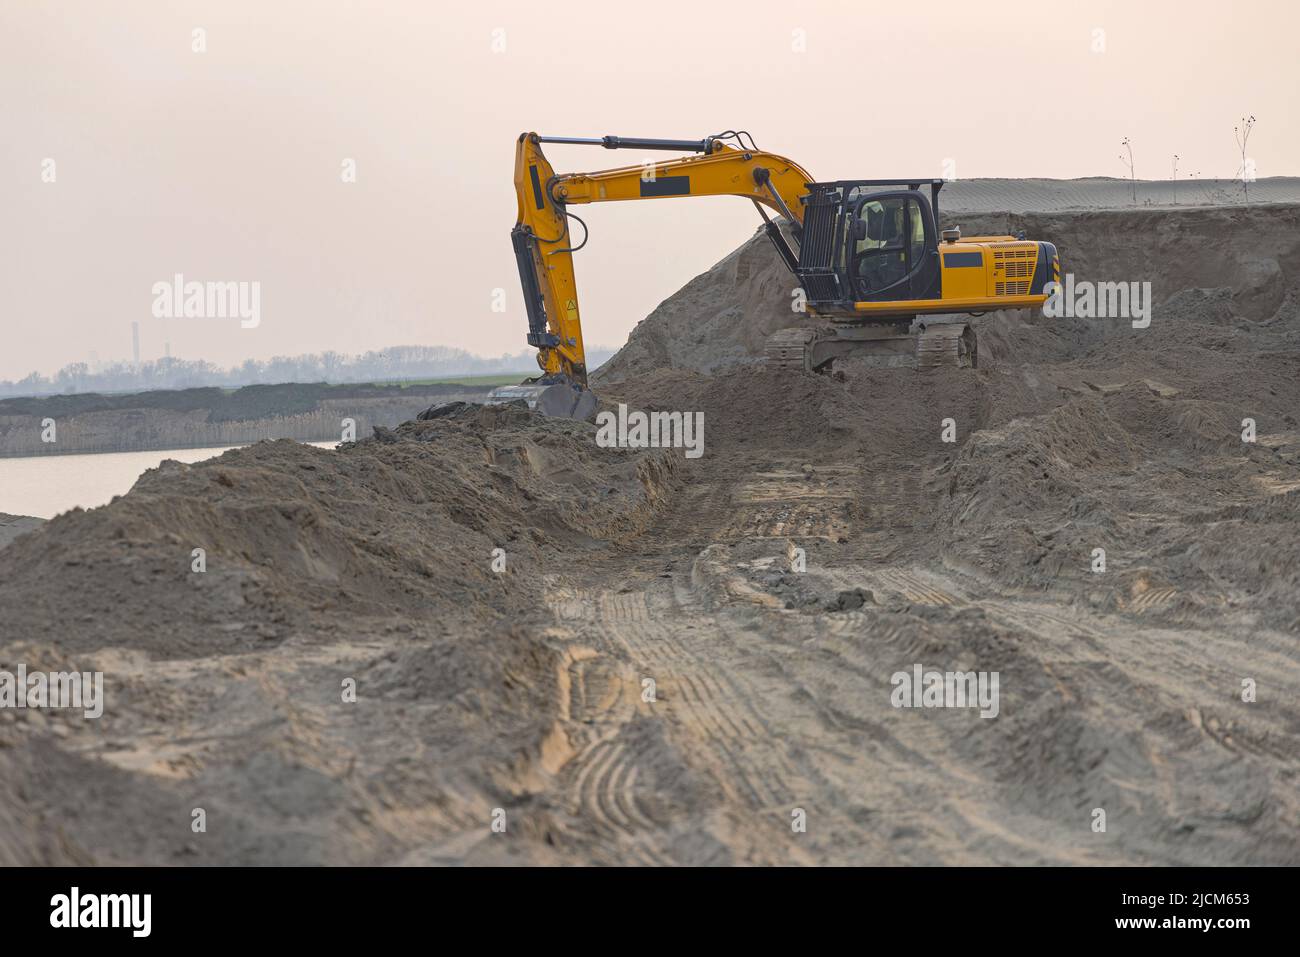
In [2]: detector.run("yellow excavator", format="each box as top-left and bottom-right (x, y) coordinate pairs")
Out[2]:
(491, 131), (1060, 417)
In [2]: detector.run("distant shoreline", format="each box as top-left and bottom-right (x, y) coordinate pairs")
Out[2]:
(0, 513), (43, 549)
(1, 440), (282, 460)
(0, 380), (500, 458)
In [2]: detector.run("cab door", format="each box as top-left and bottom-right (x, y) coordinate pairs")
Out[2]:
(847, 191), (940, 303)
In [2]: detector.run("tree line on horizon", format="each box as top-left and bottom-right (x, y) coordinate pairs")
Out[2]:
(0, 344), (616, 399)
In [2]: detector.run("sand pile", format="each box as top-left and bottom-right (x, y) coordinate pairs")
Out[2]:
(5, 191), (1300, 866)
(0, 403), (679, 661)
(601, 361), (985, 467)
(593, 221), (803, 383)
(962, 204), (1300, 323)
(599, 198), (1300, 639)
(942, 390), (1300, 629)
(595, 203), (1300, 382)
(0, 403), (682, 865)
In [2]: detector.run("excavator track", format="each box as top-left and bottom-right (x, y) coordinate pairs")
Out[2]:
(764, 320), (977, 374)
(764, 326), (832, 373)
(915, 321), (978, 369)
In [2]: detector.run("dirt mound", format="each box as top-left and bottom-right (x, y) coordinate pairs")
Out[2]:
(594, 203), (1300, 383)
(592, 221), (802, 384)
(600, 196), (1300, 636)
(0, 404), (679, 661)
(0, 403), (685, 864)
(942, 388), (1300, 628)
(6, 197), (1300, 866)
(963, 204), (1300, 324)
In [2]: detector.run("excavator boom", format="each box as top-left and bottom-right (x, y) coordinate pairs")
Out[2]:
(509, 132), (811, 388)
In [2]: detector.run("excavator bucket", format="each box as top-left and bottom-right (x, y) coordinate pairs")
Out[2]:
(485, 380), (599, 420)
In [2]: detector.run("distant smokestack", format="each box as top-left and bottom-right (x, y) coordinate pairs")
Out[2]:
(132, 321), (141, 368)
(165, 340), (171, 359)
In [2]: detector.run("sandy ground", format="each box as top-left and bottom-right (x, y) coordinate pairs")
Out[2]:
(2, 192), (1299, 865)
(595, 202), (1300, 381)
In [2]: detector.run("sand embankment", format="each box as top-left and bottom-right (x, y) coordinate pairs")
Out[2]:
(3, 189), (1298, 865)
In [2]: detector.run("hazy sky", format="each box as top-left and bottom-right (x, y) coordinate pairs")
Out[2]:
(2, 0), (1295, 380)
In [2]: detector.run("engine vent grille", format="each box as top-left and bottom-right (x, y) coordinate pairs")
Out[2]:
(992, 246), (1036, 294)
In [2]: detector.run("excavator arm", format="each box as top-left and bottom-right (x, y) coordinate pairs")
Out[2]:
(511, 132), (814, 389)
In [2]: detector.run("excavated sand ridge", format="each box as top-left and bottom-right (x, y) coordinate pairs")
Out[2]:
(2, 201), (1299, 865)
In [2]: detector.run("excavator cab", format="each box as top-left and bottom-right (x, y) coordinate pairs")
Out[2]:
(763, 177), (1058, 371)
(848, 189), (941, 301)
(795, 178), (1057, 319)
(796, 180), (947, 312)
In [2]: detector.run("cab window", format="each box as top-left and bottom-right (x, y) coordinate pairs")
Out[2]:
(854, 197), (908, 293)
(852, 195), (931, 296)
(908, 200), (926, 264)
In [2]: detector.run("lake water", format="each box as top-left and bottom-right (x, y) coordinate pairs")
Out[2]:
(0, 443), (336, 519)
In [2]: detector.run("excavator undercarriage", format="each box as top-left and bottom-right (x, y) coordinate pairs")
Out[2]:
(764, 318), (978, 373)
